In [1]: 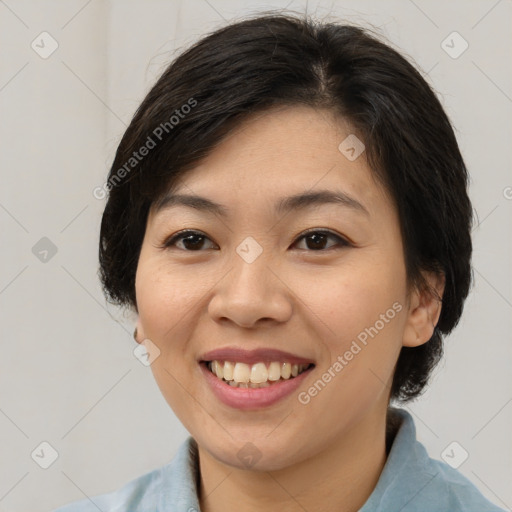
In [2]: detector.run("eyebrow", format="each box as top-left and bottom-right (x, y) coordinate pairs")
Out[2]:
(154, 189), (370, 218)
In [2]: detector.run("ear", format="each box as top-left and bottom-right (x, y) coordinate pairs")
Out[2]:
(402, 271), (445, 348)
(133, 315), (145, 344)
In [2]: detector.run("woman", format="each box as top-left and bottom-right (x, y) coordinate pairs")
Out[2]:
(54, 12), (505, 512)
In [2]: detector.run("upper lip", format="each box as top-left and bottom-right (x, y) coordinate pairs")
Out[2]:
(199, 347), (315, 366)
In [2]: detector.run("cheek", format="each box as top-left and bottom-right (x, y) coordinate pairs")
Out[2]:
(135, 258), (207, 340)
(300, 261), (406, 400)
(135, 259), (206, 426)
(335, 270), (404, 360)
(303, 261), (405, 343)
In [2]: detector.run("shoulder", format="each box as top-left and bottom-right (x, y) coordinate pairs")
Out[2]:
(425, 456), (506, 512)
(51, 437), (200, 512)
(361, 408), (506, 512)
(52, 469), (161, 512)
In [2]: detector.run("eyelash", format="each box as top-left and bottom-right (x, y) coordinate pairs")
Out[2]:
(160, 228), (351, 252)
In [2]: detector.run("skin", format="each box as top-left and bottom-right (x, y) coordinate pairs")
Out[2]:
(134, 105), (445, 512)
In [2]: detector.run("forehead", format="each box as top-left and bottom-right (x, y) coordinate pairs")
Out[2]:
(153, 106), (389, 219)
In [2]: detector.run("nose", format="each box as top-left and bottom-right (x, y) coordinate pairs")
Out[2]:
(207, 247), (293, 329)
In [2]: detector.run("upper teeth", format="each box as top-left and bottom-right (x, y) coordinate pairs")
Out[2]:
(208, 360), (310, 383)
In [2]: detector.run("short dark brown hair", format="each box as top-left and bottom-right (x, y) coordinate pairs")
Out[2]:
(98, 13), (473, 403)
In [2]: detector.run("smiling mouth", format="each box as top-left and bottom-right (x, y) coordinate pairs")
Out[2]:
(203, 360), (315, 389)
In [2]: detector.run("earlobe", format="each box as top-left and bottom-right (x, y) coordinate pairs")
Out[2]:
(403, 272), (445, 348)
(133, 317), (144, 344)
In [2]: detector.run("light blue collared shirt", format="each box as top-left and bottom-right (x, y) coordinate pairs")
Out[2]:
(52, 408), (506, 511)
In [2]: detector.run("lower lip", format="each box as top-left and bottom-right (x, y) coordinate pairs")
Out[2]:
(200, 363), (314, 410)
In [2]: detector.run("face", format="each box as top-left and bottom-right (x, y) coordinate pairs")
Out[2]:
(135, 105), (417, 471)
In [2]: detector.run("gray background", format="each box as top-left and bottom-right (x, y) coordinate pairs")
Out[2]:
(0, 1), (511, 511)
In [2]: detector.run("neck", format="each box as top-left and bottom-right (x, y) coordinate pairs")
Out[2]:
(197, 401), (390, 512)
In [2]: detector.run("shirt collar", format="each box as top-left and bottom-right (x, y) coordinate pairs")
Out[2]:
(156, 407), (432, 511)
(359, 406), (438, 511)
(158, 435), (202, 510)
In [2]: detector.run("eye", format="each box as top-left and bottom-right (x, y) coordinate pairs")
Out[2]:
(292, 229), (350, 251)
(162, 230), (217, 251)
(161, 229), (350, 252)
